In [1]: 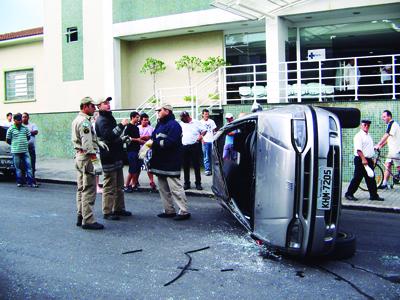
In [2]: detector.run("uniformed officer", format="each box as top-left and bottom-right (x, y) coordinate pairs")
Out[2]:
(72, 97), (108, 230)
(345, 119), (384, 202)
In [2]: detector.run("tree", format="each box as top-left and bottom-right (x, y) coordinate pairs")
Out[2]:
(140, 57), (166, 96)
(201, 56), (227, 98)
(175, 55), (202, 94)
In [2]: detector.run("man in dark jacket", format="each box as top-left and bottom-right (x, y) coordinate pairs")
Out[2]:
(149, 104), (190, 220)
(95, 96), (132, 220)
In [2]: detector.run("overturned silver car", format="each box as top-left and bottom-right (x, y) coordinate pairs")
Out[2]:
(212, 105), (359, 258)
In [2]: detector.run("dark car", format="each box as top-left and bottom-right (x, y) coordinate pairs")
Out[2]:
(0, 126), (15, 177)
(212, 105), (360, 259)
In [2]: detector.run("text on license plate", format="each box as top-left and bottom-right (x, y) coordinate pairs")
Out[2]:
(317, 167), (333, 210)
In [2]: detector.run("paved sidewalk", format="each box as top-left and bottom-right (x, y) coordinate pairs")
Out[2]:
(35, 157), (399, 212)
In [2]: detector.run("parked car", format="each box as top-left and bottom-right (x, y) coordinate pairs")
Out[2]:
(212, 105), (360, 259)
(0, 126), (15, 177)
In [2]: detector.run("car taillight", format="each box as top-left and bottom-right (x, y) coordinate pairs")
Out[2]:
(287, 217), (303, 249)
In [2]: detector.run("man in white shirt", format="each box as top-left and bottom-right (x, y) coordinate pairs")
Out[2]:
(200, 109), (217, 176)
(375, 110), (400, 188)
(343, 59), (360, 100)
(380, 64), (392, 99)
(0, 112), (13, 127)
(180, 111), (206, 190)
(22, 112), (39, 180)
(345, 119), (383, 201)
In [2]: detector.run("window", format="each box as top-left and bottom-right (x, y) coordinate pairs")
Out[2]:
(66, 27), (78, 43)
(5, 69), (35, 101)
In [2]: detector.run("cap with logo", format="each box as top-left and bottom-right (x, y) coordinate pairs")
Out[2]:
(155, 104), (173, 111)
(225, 113), (234, 119)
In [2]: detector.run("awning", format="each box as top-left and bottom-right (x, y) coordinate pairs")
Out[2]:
(212, 0), (311, 20)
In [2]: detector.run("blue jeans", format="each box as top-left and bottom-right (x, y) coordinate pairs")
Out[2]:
(202, 142), (213, 173)
(13, 152), (34, 185)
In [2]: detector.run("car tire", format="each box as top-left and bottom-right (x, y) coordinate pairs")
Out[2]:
(329, 231), (356, 260)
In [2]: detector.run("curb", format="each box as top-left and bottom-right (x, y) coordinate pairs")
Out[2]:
(37, 177), (399, 213)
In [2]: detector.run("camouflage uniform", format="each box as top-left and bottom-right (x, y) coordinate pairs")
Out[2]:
(71, 111), (99, 225)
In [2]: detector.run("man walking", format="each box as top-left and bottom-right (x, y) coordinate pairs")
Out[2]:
(375, 110), (400, 188)
(180, 111), (206, 190)
(345, 120), (383, 201)
(200, 109), (217, 176)
(22, 112), (39, 181)
(149, 104), (191, 221)
(72, 97), (104, 230)
(95, 96), (132, 220)
(6, 113), (37, 188)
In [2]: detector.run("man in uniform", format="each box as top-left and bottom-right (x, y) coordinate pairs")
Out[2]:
(149, 104), (191, 220)
(72, 97), (105, 230)
(345, 120), (384, 201)
(95, 96), (132, 220)
(375, 110), (400, 188)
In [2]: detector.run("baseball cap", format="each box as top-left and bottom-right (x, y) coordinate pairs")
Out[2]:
(180, 111), (190, 118)
(225, 113), (234, 119)
(361, 119), (371, 125)
(155, 104), (173, 111)
(97, 96), (112, 105)
(80, 96), (97, 105)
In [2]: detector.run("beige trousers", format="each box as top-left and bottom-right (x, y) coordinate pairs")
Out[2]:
(157, 175), (188, 214)
(75, 155), (96, 225)
(102, 168), (125, 214)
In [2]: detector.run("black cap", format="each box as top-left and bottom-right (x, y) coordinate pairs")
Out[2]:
(180, 111), (190, 118)
(361, 119), (371, 125)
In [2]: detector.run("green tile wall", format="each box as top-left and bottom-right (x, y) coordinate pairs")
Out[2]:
(62, 0), (84, 81)
(30, 100), (399, 182)
(113, 0), (212, 23)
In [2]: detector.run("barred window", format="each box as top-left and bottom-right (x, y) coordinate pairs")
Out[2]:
(5, 69), (35, 101)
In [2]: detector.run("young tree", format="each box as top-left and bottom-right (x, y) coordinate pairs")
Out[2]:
(140, 57), (166, 97)
(201, 56), (227, 98)
(175, 55), (202, 94)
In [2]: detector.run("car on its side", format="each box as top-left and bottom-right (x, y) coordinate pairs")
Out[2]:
(0, 126), (15, 178)
(212, 105), (359, 259)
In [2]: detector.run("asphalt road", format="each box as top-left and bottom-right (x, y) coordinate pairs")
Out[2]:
(0, 182), (399, 300)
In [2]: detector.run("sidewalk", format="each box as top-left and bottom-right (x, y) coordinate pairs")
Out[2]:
(35, 157), (400, 212)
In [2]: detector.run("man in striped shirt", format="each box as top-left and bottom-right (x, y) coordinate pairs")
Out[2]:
(6, 113), (38, 188)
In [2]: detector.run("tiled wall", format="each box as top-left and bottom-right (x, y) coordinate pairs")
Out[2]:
(30, 100), (399, 181)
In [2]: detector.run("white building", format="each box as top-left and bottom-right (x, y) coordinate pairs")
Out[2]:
(0, 0), (399, 114)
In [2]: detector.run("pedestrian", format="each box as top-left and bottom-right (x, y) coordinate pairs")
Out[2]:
(343, 59), (360, 100)
(223, 113), (237, 161)
(1, 112), (13, 127)
(148, 104), (191, 221)
(345, 119), (384, 201)
(375, 110), (400, 188)
(95, 96), (132, 220)
(91, 111), (103, 194)
(123, 111), (143, 192)
(6, 113), (38, 188)
(380, 64), (392, 99)
(180, 111), (206, 190)
(71, 97), (106, 230)
(22, 112), (39, 181)
(200, 109), (217, 176)
(138, 113), (157, 191)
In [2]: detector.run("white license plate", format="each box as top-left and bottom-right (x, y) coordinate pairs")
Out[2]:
(317, 167), (333, 210)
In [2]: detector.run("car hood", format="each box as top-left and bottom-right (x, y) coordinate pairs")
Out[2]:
(0, 141), (12, 155)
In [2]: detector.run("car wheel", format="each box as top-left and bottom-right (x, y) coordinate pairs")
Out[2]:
(329, 231), (356, 260)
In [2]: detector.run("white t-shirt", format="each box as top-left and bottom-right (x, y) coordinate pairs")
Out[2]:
(26, 122), (39, 148)
(200, 118), (217, 143)
(353, 130), (374, 158)
(386, 120), (400, 155)
(380, 65), (392, 83)
(180, 119), (206, 145)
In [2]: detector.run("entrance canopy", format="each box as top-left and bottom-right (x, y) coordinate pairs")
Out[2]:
(212, 0), (311, 19)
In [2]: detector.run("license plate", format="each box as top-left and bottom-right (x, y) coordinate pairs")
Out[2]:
(317, 167), (333, 210)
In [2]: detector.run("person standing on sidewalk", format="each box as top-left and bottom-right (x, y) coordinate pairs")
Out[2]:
(149, 104), (191, 221)
(200, 109), (217, 176)
(345, 119), (384, 202)
(6, 113), (38, 188)
(123, 111), (142, 192)
(22, 112), (39, 182)
(95, 96), (132, 221)
(375, 110), (400, 189)
(71, 97), (104, 230)
(180, 111), (206, 190)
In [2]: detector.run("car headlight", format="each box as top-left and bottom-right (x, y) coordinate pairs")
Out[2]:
(292, 115), (307, 153)
(287, 217), (303, 249)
